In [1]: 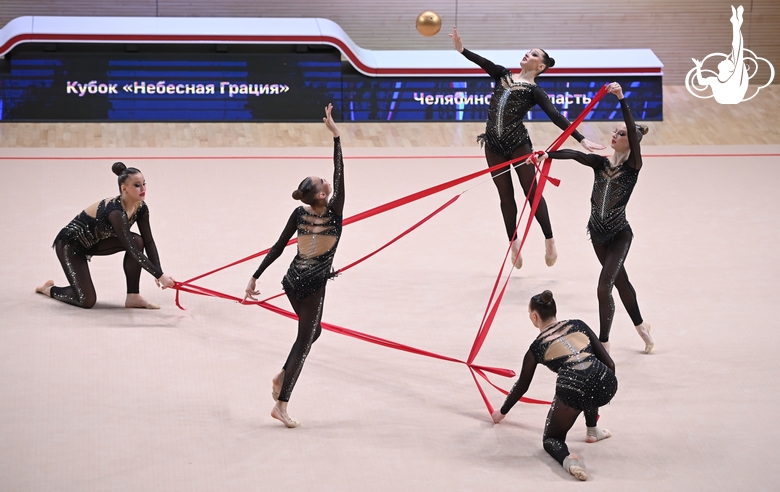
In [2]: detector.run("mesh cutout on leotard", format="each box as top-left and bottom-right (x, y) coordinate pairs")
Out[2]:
(536, 321), (595, 372)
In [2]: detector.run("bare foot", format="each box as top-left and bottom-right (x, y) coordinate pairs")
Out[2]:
(586, 426), (612, 443)
(271, 403), (299, 428)
(635, 323), (654, 354)
(125, 294), (160, 309)
(510, 240), (523, 269)
(544, 238), (558, 267)
(35, 280), (54, 297)
(271, 370), (284, 401)
(563, 453), (588, 481)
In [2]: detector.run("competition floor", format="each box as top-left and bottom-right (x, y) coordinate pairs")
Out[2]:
(1, 87), (779, 490)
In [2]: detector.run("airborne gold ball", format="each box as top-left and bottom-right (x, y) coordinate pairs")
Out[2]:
(415, 11), (442, 37)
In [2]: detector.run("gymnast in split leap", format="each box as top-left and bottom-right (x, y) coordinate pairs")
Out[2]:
(36, 162), (176, 308)
(244, 103), (344, 428)
(492, 290), (616, 481)
(449, 26), (604, 268)
(534, 82), (653, 353)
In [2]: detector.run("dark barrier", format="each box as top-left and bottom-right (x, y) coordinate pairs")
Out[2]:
(0, 46), (662, 122)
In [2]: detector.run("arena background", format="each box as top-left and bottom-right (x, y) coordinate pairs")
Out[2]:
(0, 2), (778, 491)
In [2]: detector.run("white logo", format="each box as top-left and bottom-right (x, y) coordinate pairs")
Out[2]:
(685, 5), (774, 104)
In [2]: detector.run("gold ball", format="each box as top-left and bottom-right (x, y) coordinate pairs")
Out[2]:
(415, 11), (442, 37)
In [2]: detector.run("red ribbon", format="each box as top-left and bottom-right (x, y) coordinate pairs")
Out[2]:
(462, 84), (610, 412)
(174, 151), (539, 307)
(171, 84), (609, 414)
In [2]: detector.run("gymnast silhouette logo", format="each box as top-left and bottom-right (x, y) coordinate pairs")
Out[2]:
(685, 5), (774, 104)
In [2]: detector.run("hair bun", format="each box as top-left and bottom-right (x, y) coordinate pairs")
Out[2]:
(637, 124), (649, 135)
(547, 57), (556, 68)
(292, 189), (304, 200)
(540, 290), (554, 304)
(112, 161), (127, 176)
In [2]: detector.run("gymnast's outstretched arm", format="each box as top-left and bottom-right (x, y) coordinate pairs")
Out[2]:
(244, 211), (298, 302)
(460, 48), (507, 81)
(252, 212), (298, 280)
(448, 27), (507, 80)
(614, 87), (643, 170)
(323, 104), (345, 216)
(539, 149), (603, 169)
(533, 87), (585, 143)
(135, 207), (162, 274)
(534, 87), (605, 152)
(107, 208), (164, 279)
(496, 349), (539, 418)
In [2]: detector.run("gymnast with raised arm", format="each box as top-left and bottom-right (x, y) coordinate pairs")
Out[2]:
(449, 26), (604, 268)
(492, 290), (616, 482)
(533, 82), (653, 354)
(36, 163), (176, 309)
(243, 104), (344, 428)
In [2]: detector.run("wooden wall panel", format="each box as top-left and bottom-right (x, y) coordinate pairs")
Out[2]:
(0, 0), (155, 23)
(0, 0), (777, 85)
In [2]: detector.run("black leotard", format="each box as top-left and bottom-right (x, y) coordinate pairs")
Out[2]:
(253, 137), (345, 300)
(53, 196), (163, 278)
(461, 49), (585, 159)
(548, 99), (642, 244)
(501, 319), (617, 414)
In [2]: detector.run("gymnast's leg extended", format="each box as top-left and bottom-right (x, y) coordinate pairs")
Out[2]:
(484, 145), (557, 268)
(89, 234), (159, 309)
(592, 228), (653, 352)
(511, 144), (557, 266)
(272, 286), (326, 428)
(40, 240), (98, 308)
(542, 397), (588, 481)
(485, 148), (520, 243)
(584, 407), (612, 444)
(271, 291), (324, 401)
(485, 147), (527, 268)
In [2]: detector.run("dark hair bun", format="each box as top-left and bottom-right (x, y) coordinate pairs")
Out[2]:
(292, 189), (304, 200)
(637, 124), (649, 135)
(547, 57), (555, 69)
(540, 290), (554, 304)
(112, 161), (127, 176)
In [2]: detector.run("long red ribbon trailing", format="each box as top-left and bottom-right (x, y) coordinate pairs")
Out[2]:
(464, 85), (609, 412)
(173, 281), (521, 380)
(174, 150), (538, 305)
(249, 194), (464, 306)
(171, 84), (609, 414)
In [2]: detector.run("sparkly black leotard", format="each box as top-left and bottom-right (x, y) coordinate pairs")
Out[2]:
(253, 137), (344, 299)
(547, 98), (645, 342)
(500, 319), (617, 465)
(54, 197), (162, 274)
(501, 319), (617, 414)
(548, 99), (642, 245)
(50, 196), (163, 307)
(252, 136), (344, 403)
(461, 49), (585, 158)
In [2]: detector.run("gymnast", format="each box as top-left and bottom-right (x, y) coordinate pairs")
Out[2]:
(534, 82), (653, 353)
(243, 103), (344, 428)
(492, 290), (616, 481)
(36, 162), (176, 308)
(449, 26), (604, 269)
